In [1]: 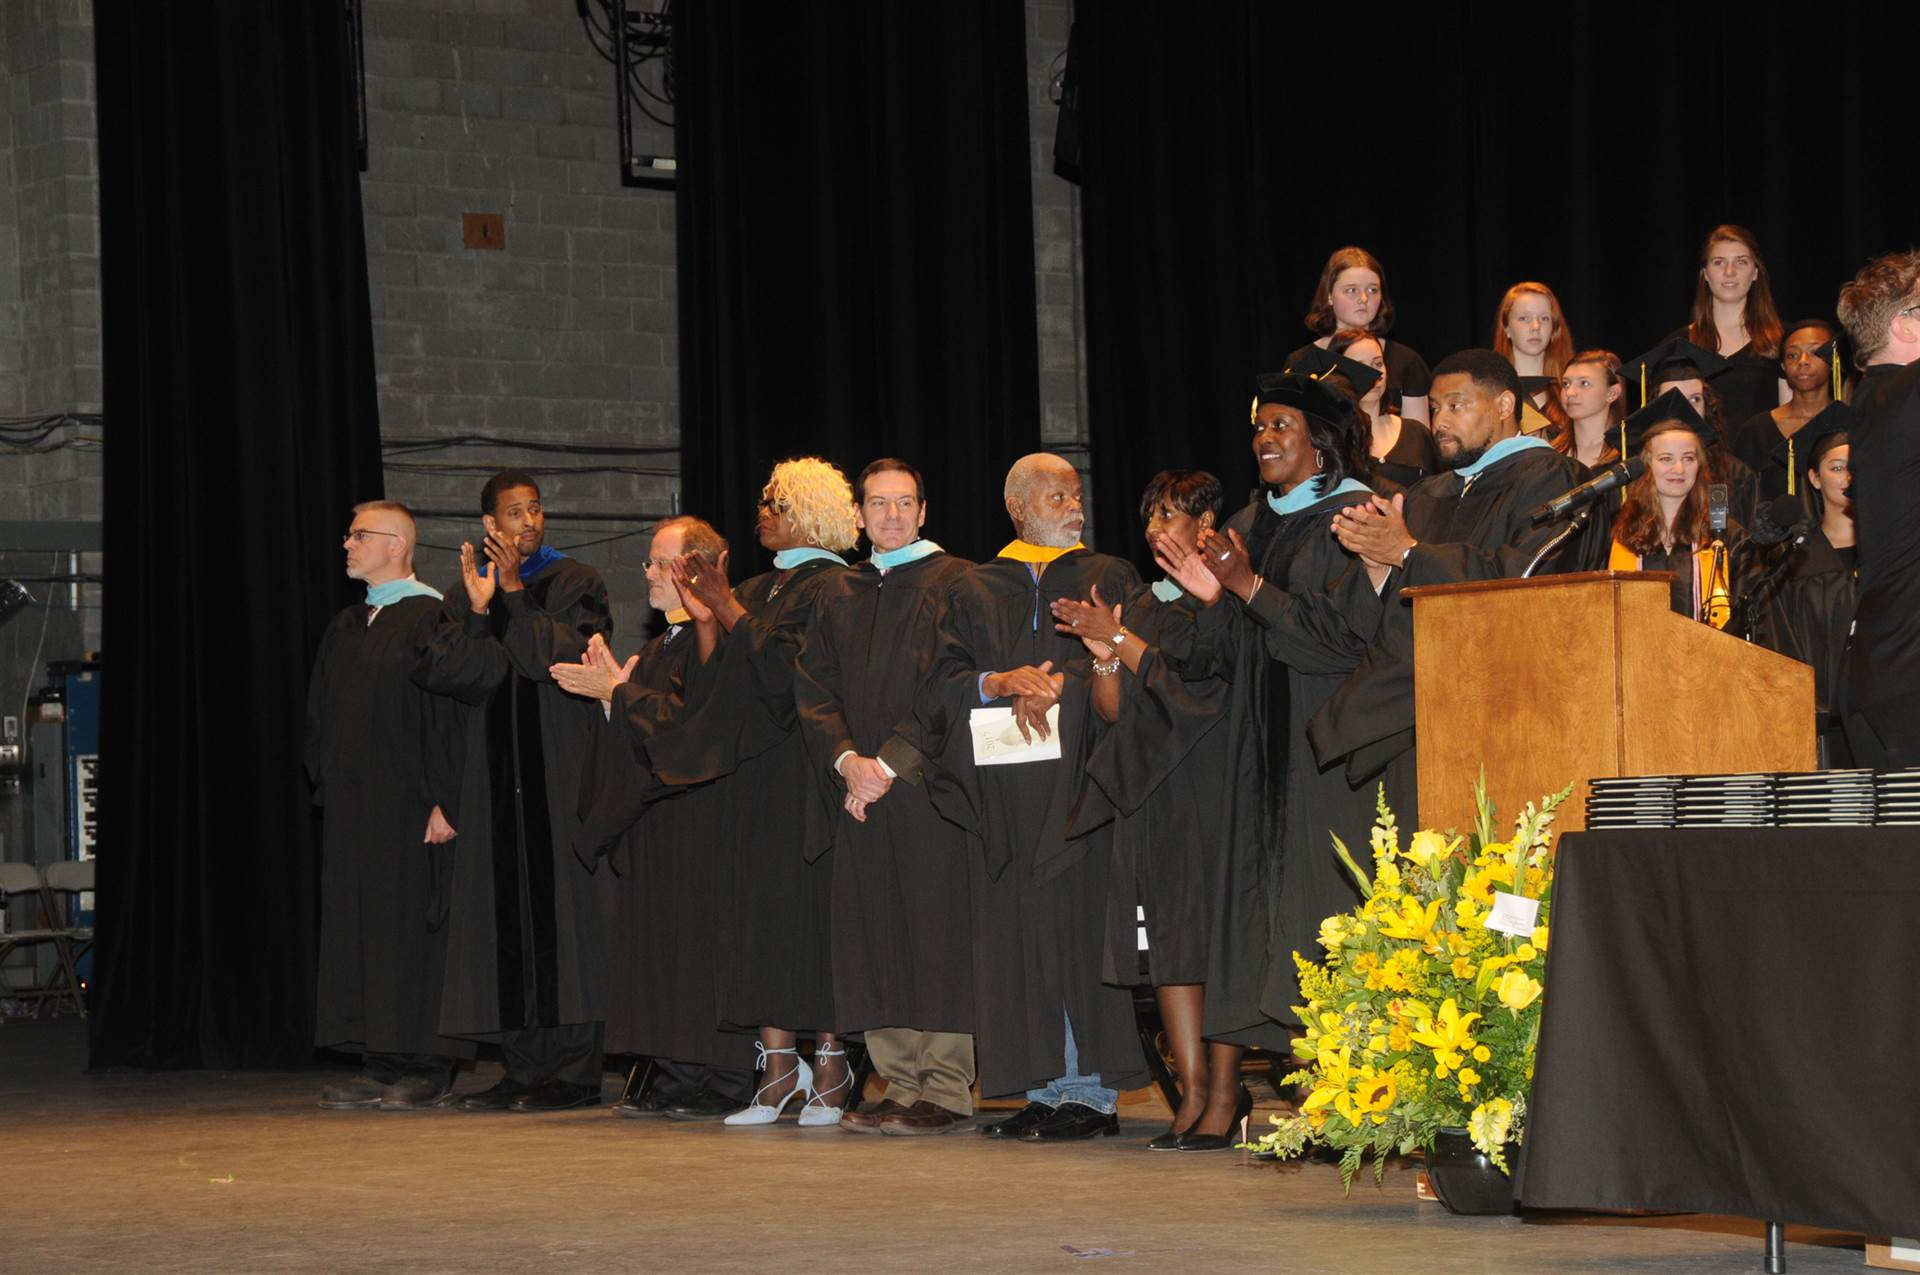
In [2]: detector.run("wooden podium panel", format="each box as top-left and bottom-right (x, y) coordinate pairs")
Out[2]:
(1406, 572), (1816, 835)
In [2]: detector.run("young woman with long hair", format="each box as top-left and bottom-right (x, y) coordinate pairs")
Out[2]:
(1730, 320), (1845, 501)
(1325, 326), (1440, 486)
(1609, 392), (1743, 624)
(1492, 282), (1574, 436)
(1554, 349), (1627, 470)
(1678, 224), (1788, 422)
(1286, 245), (1433, 424)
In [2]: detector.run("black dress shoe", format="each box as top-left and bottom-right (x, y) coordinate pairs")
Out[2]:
(1146, 1120), (1196, 1151)
(664, 1087), (742, 1122)
(319, 1075), (385, 1110)
(979, 1101), (1056, 1139)
(510, 1079), (602, 1112)
(614, 1088), (686, 1119)
(457, 1077), (530, 1112)
(1177, 1086), (1254, 1151)
(380, 1073), (455, 1110)
(1024, 1103), (1120, 1141)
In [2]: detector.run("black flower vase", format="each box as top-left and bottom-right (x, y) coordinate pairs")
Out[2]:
(1426, 1127), (1518, 1215)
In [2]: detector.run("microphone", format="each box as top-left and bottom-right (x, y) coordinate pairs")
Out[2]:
(1528, 457), (1647, 525)
(1708, 484), (1729, 534)
(1750, 492), (1811, 546)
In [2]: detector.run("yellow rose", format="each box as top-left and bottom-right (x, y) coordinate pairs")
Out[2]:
(1317, 915), (1349, 951)
(1496, 967), (1543, 1013)
(1532, 925), (1550, 951)
(1516, 943), (1537, 962)
(1406, 829), (1451, 869)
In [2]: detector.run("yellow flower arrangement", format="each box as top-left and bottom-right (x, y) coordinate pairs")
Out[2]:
(1249, 776), (1571, 1185)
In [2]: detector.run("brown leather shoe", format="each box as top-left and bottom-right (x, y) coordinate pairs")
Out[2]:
(840, 1098), (910, 1134)
(880, 1100), (976, 1136)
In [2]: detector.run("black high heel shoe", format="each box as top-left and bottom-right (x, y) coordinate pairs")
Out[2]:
(1175, 1086), (1253, 1152)
(1146, 1116), (1199, 1151)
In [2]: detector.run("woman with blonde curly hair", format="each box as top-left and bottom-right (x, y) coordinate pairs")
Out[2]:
(652, 456), (860, 1127)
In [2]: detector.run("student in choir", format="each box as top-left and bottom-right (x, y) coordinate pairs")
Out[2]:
(648, 459), (860, 1128)
(1287, 245), (1433, 424)
(1492, 282), (1574, 436)
(1052, 469), (1290, 1152)
(1674, 224), (1788, 423)
(1730, 321), (1847, 501)
(1621, 335), (1760, 529)
(1750, 411), (1856, 763)
(1553, 349), (1628, 471)
(1608, 390), (1745, 625)
(1319, 328), (1441, 487)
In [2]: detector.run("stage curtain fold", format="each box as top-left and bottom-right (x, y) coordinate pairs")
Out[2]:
(93, 3), (385, 1067)
(674, 1), (1041, 562)
(1076, 0), (1920, 566)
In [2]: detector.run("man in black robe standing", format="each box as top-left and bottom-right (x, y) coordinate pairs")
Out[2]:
(554, 515), (754, 1121)
(881, 452), (1147, 1142)
(793, 459), (979, 1135)
(1307, 349), (1606, 794)
(415, 470), (613, 1112)
(1836, 250), (1920, 765)
(307, 500), (473, 1109)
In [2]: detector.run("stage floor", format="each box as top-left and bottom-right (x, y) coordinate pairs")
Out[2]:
(2, 1018), (1867, 1273)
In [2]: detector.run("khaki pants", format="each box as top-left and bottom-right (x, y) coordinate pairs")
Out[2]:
(864, 1028), (975, 1116)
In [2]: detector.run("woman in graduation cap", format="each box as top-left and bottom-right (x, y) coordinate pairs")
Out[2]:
(1553, 349), (1628, 471)
(1491, 281), (1575, 437)
(1621, 334), (1761, 530)
(1730, 320), (1848, 501)
(1749, 414), (1857, 763)
(1053, 469), (1291, 1153)
(1608, 389), (1748, 625)
(1287, 245), (1433, 424)
(1319, 329), (1440, 488)
(1672, 224), (1788, 424)
(1146, 372), (1387, 1121)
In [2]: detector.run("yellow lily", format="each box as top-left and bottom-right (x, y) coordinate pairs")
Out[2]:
(1377, 895), (1443, 943)
(1409, 997), (1480, 1054)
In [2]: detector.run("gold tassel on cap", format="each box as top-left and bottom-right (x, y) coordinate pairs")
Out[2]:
(1639, 362), (1647, 407)
(1787, 438), (1796, 497)
(1832, 345), (1843, 402)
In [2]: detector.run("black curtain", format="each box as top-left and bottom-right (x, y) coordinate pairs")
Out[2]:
(675, 1), (1040, 564)
(1077, 1), (1920, 566)
(93, 4), (385, 1067)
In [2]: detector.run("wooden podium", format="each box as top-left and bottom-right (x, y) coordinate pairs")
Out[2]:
(1404, 572), (1816, 834)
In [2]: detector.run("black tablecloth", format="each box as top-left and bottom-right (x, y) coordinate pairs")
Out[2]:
(1521, 829), (1920, 1235)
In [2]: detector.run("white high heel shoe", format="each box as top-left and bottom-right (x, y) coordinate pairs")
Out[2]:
(723, 1045), (814, 1126)
(797, 1044), (851, 1128)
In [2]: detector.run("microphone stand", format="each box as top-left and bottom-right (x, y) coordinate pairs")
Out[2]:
(1522, 502), (1595, 579)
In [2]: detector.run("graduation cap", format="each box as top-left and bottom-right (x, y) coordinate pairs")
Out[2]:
(1778, 400), (1852, 495)
(1282, 345), (1384, 400)
(1620, 387), (1717, 457)
(1619, 336), (1732, 407)
(1813, 335), (1846, 401)
(1519, 375), (1557, 398)
(1251, 371), (1356, 429)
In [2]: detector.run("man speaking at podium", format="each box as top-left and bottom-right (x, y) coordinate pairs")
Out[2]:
(1310, 349), (1605, 793)
(1838, 250), (1920, 765)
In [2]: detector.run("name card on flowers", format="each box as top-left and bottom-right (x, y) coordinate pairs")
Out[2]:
(1486, 891), (1541, 938)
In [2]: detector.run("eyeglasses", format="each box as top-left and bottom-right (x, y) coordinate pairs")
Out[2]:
(343, 529), (402, 545)
(758, 497), (792, 513)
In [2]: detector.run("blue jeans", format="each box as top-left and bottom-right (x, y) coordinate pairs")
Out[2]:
(1025, 1010), (1118, 1114)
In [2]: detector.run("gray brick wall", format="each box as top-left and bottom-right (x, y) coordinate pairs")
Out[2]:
(360, 0), (678, 642)
(1025, 0), (1095, 532)
(0, 0), (102, 725)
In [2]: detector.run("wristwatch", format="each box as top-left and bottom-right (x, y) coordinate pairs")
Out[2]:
(1111, 627), (1132, 648)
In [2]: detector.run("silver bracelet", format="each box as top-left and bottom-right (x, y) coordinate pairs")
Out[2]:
(1092, 655), (1122, 677)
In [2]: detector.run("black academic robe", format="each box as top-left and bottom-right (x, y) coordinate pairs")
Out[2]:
(644, 558), (846, 1032)
(307, 593), (474, 1061)
(1751, 527), (1858, 755)
(1372, 418), (1442, 489)
(793, 550), (977, 1035)
(572, 622), (747, 1072)
(413, 558), (613, 1038)
(1075, 581), (1283, 1050)
(885, 549), (1148, 1099)
(1731, 407), (1847, 504)
(1844, 361), (1920, 763)
(1307, 446), (1607, 788)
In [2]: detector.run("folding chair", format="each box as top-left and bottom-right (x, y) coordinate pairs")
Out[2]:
(43, 858), (95, 1012)
(0, 861), (87, 1018)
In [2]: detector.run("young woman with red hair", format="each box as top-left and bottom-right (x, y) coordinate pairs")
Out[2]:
(1553, 349), (1627, 470)
(1492, 282), (1574, 436)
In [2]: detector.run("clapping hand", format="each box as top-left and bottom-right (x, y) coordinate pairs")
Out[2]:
(1332, 493), (1414, 570)
(482, 529), (525, 593)
(1051, 585), (1123, 660)
(669, 550), (737, 627)
(1151, 532), (1222, 603)
(549, 632), (637, 704)
(1194, 527), (1256, 598)
(460, 541), (497, 612)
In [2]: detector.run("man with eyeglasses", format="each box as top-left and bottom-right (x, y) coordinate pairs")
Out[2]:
(308, 500), (473, 1111)
(1838, 250), (1920, 764)
(414, 469), (616, 1112)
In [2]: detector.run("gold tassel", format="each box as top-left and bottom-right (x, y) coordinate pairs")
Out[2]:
(1787, 438), (1796, 497)
(1250, 394), (1257, 427)
(1639, 362), (1646, 407)
(1832, 345), (1843, 402)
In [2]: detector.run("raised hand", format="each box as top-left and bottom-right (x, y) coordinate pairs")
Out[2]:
(1196, 527), (1257, 599)
(671, 549), (741, 629)
(483, 529), (525, 593)
(460, 541), (497, 612)
(1151, 532), (1222, 603)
